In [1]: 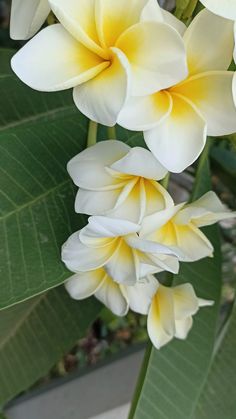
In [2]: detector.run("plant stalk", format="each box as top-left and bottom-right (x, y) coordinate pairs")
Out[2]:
(87, 120), (98, 148)
(107, 125), (116, 140)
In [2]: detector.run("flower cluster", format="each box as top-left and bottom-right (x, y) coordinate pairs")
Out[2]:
(10, 0), (236, 349)
(61, 141), (235, 348)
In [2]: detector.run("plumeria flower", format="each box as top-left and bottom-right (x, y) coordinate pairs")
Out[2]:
(146, 282), (213, 349)
(118, 9), (236, 172)
(200, 0), (236, 20)
(62, 216), (180, 286)
(65, 268), (157, 317)
(140, 191), (236, 262)
(68, 140), (172, 224)
(11, 0), (188, 126)
(10, 0), (51, 40)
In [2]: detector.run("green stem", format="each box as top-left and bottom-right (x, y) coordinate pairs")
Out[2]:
(128, 342), (152, 419)
(182, 0), (198, 19)
(107, 125), (116, 140)
(87, 120), (98, 148)
(191, 138), (212, 201)
(160, 172), (170, 190)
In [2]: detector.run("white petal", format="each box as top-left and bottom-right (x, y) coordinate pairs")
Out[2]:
(147, 286), (175, 349)
(95, 275), (129, 316)
(184, 9), (234, 74)
(105, 240), (139, 285)
(198, 298), (214, 307)
(172, 283), (199, 320)
(125, 234), (179, 257)
(122, 275), (158, 315)
(96, 0), (149, 47)
(116, 21), (188, 95)
(162, 9), (186, 35)
(140, 204), (183, 237)
(200, 0), (236, 20)
(140, 0), (164, 22)
(75, 188), (122, 215)
(81, 216), (140, 240)
(73, 47), (131, 126)
(67, 140), (130, 189)
(174, 224), (214, 262)
(10, 0), (50, 40)
(174, 72), (236, 136)
(11, 24), (108, 91)
(49, 0), (105, 57)
(62, 231), (115, 272)
(175, 191), (236, 227)
(175, 317), (193, 340)
(145, 253), (180, 274)
(144, 93), (207, 173)
(144, 180), (174, 216)
(110, 147), (167, 180)
(118, 90), (172, 131)
(107, 178), (145, 223)
(65, 269), (105, 299)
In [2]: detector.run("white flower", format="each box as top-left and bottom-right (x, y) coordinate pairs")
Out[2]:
(118, 9), (236, 172)
(200, 0), (236, 20)
(10, 0), (51, 40)
(65, 268), (158, 317)
(62, 216), (180, 286)
(140, 191), (236, 262)
(68, 140), (171, 224)
(146, 282), (213, 349)
(11, 0), (187, 126)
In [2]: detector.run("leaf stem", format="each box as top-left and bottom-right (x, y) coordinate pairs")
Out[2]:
(107, 125), (116, 140)
(87, 120), (98, 148)
(128, 342), (152, 419)
(191, 138), (212, 201)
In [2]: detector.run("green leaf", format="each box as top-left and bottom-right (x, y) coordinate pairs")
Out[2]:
(0, 286), (101, 406)
(0, 48), (89, 309)
(194, 300), (236, 419)
(129, 144), (222, 419)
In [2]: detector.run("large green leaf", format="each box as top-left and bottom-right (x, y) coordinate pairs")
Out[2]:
(194, 301), (236, 419)
(0, 286), (101, 407)
(0, 49), (88, 309)
(129, 147), (222, 419)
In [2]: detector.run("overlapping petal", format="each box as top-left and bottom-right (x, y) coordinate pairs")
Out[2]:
(95, 0), (148, 48)
(175, 191), (236, 227)
(174, 72), (236, 136)
(73, 47), (131, 126)
(117, 90), (172, 131)
(49, 0), (106, 58)
(11, 24), (109, 91)
(144, 94), (207, 173)
(116, 21), (188, 95)
(147, 283), (213, 349)
(65, 268), (128, 316)
(95, 274), (129, 316)
(184, 9), (234, 74)
(121, 275), (158, 315)
(10, 0), (50, 40)
(140, 192), (236, 262)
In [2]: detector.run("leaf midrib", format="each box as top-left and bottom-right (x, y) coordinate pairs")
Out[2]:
(0, 105), (77, 133)
(0, 294), (46, 349)
(0, 179), (71, 221)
